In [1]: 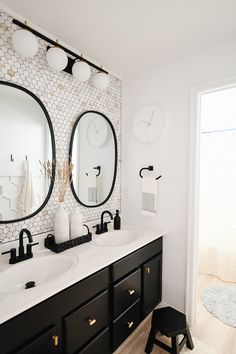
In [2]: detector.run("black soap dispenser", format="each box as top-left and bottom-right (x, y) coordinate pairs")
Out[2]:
(114, 210), (121, 230)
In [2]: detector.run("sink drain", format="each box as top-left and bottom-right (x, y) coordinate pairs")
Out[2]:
(25, 281), (36, 289)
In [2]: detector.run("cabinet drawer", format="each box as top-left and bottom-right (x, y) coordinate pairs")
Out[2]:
(113, 300), (141, 351)
(77, 328), (110, 354)
(112, 237), (162, 281)
(65, 291), (109, 354)
(114, 269), (141, 317)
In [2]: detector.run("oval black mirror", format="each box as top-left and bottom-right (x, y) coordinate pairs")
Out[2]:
(0, 81), (56, 223)
(69, 111), (117, 207)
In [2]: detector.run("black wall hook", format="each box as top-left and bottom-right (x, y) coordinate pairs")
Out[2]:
(86, 166), (101, 177)
(139, 165), (162, 180)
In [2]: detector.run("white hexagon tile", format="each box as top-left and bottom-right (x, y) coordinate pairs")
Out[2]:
(0, 9), (122, 244)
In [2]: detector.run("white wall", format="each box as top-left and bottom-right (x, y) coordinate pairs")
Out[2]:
(122, 37), (236, 311)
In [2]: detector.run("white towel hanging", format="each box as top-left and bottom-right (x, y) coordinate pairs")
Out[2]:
(142, 176), (158, 216)
(87, 170), (97, 203)
(19, 160), (37, 216)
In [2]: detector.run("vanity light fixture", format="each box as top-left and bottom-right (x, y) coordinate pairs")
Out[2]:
(93, 71), (110, 90)
(46, 41), (68, 71)
(72, 57), (91, 82)
(12, 21), (38, 58)
(11, 18), (110, 89)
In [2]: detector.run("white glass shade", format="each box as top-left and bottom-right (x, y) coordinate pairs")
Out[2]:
(46, 47), (68, 71)
(12, 29), (38, 58)
(93, 72), (110, 90)
(72, 60), (91, 82)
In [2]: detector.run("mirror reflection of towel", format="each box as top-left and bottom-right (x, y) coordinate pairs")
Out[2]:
(87, 171), (97, 203)
(19, 160), (37, 216)
(142, 176), (157, 216)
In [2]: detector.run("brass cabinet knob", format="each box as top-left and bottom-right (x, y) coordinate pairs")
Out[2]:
(128, 289), (135, 295)
(145, 267), (151, 274)
(52, 335), (59, 347)
(88, 318), (97, 326)
(127, 321), (134, 328)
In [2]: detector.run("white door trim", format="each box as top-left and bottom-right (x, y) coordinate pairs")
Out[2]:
(185, 75), (236, 326)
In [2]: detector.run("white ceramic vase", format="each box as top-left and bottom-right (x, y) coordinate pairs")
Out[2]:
(54, 202), (70, 243)
(70, 207), (84, 239)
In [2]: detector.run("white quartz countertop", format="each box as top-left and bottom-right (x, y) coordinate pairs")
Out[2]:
(0, 226), (165, 325)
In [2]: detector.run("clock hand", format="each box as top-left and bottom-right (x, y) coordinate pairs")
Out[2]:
(141, 120), (150, 126)
(148, 109), (156, 125)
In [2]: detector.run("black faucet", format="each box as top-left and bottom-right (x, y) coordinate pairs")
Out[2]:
(19, 228), (32, 258)
(1, 228), (38, 264)
(93, 210), (113, 234)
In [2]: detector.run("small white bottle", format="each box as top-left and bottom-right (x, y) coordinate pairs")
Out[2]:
(70, 207), (84, 239)
(54, 202), (70, 243)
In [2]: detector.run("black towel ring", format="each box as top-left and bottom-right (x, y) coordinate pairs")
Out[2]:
(86, 166), (101, 177)
(139, 165), (162, 180)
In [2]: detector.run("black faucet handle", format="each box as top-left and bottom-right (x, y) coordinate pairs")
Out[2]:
(92, 224), (100, 233)
(2, 248), (16, 255)
(26, 242), (39, 258)
(2, 248), (17, 264)
(2, 249), (11, 255)
(103, 221), (111, 232)
(31, 242), (39, 247)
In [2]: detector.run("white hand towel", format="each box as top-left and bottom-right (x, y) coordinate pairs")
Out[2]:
(19, 160), (37, 216)
(87, 171), (97, 203)
(142, 176), (158, 216)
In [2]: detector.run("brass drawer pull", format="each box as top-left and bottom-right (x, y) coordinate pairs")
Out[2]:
(127, 321), (134, 328)
(128, 289), (135, 295)
(52, 335), (59, 347)
(88, 318), (97, 326)
(145, 267), (151, 274)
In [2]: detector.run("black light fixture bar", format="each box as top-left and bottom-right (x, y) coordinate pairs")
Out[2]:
(12, 18), (108, 74)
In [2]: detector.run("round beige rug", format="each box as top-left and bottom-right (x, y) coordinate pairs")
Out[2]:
(202, 283), (236, 327)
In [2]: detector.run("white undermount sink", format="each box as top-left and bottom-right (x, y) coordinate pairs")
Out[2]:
(0, 252), (78, 294)
(95, 230), (141, 247)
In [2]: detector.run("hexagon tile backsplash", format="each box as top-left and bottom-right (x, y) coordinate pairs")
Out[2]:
(0, 9), (122, 244)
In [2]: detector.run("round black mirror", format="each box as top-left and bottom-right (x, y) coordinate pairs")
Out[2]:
(0, 81), (56, 223)
(69, 110), (117, 207)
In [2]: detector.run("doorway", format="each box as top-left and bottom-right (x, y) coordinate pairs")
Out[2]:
(186, 81), (236, 353)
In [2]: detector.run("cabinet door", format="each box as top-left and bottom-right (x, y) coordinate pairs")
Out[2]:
(142, 253), (162, 317)
(15, 326), (60, 354)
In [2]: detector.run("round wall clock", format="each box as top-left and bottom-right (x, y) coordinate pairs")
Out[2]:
(133, 104), (165, 143)
(87, 115), (109, 147)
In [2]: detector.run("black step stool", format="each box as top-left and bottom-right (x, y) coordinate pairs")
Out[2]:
(145, 307), (194, 354)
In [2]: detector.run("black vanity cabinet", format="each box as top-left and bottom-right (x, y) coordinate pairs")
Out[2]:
(0, 268), (109, 354)
(111, 237), (162, 351)
(0, 237), (162, 354)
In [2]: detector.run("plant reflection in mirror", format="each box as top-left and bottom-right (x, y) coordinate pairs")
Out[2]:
(39, 160), (54, 180)
(39, 160), (74, 202)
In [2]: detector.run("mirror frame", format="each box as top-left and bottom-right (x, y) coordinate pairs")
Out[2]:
(0, 80), (56, 224)
(69, 110), (118, 208)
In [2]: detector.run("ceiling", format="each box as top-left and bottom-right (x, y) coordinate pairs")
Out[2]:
(1, 0), (236, 76)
